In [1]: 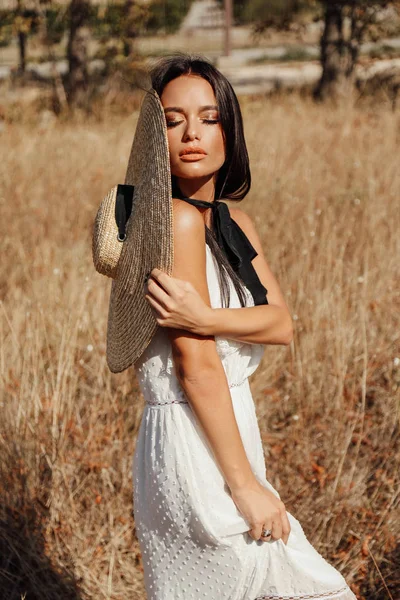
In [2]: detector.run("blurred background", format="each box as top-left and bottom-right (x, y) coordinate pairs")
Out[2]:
(0, 1), (399, 599)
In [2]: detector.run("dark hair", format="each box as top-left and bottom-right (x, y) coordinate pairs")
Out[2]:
(149, 53), (251, 308)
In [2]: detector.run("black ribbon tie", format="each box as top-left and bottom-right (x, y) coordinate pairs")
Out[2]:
(177, 196), (268, 306)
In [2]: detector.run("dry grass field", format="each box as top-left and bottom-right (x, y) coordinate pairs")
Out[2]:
(0, 92), (399, 600)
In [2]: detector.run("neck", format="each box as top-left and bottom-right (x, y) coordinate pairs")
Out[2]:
(175, 174), (217, 203)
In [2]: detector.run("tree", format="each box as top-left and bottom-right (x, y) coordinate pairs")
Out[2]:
(12, 0), (39, 73)
(122, 0), (150, 58)
(314, 1), (400, 101)
(234, 0), (400, 101)
(66, 0), (91, 109)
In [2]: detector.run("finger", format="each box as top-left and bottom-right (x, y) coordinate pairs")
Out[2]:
(147, 270), (189, 308)
(281, 510), (291, 546)
(148, 268), (180, 296)
(271, 517), (283, 542)
(145, 278), (171, 310)
(248, 522), (264, 541)
(249, 528), (269, 542)
(144, 293), (167, 319)
(259, 531), (272, 542)
(258, 520), (273, 542)
(247, 529), (258, 541)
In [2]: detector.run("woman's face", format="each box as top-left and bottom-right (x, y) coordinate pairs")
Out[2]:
(160, 74), (226, 183)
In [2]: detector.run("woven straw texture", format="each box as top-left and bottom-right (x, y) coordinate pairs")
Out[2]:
(105, 89), (173, 373)
(92, 185), (124, 279)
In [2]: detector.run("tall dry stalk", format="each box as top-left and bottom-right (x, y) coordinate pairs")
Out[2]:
(0, 95), (399, 599)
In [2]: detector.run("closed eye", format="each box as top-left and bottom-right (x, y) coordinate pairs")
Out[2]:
(166, 118), (220, 128)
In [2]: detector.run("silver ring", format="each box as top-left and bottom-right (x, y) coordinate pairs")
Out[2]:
(261, 528), (272, 538)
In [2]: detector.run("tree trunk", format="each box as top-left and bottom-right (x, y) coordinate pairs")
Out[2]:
(66, 0), (90, 109)
(16, 0), (26, 72)
(314, 2), (358, 102)
(17, 30), (26, 72)
(123, 0), (138, 57)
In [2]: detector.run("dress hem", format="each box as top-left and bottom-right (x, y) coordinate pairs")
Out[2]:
(254, 586), (355, 600)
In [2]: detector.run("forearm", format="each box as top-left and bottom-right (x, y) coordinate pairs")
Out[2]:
(177, 364), (257, 493)
(203, 305), (293, 346)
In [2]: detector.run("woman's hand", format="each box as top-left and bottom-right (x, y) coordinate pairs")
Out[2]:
(144, 268), (213, 334)
(230, 479), (291, 545)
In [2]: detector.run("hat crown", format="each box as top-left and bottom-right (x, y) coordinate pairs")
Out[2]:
(92, 89), (173, 373)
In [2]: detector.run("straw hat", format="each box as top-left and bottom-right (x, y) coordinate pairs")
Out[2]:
(92, 88), (173, 373)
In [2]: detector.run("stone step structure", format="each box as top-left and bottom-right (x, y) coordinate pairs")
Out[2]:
(180, 0), (225, 32)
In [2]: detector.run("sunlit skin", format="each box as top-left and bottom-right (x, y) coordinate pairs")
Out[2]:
(144, 73), (227, 318)
(143, 73), (293, 546)
(144, 74), (293, 348)
(162, 73), (226, 207)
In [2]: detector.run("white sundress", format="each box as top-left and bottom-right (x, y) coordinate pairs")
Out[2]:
(132, 243), (357, 600)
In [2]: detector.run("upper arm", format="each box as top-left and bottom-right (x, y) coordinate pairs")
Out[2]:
(166, 199), (220, 374)
(229, 207), (290, 312)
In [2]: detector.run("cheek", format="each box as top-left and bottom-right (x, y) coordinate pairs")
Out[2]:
(166, 131), (181, 172)
(213, 130), (226, 166)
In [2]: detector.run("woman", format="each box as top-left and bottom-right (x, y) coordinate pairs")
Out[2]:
(133, 53), (356, 600)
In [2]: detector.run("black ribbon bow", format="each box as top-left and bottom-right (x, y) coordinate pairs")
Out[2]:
(177, 196), (268, 306)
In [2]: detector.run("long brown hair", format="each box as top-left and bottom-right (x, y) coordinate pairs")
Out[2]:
(150, 53), (252, 308)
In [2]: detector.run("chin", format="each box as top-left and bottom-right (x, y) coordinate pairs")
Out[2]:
(172, 164), (222, 180)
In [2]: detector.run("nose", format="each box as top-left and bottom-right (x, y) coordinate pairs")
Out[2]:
(182, 117), (201, 142)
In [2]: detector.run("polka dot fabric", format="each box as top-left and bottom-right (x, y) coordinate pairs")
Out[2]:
(132, 244), (356, 600)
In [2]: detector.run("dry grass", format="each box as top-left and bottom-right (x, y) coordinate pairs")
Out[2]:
(0, 93), (399, 599)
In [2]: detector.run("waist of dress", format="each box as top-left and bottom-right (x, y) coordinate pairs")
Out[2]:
(144, 377), (249, 406)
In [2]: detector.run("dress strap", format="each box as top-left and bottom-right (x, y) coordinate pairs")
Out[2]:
(177, 196), (268, 306)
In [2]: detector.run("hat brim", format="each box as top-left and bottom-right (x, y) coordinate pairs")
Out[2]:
(106, 89), (173, 373)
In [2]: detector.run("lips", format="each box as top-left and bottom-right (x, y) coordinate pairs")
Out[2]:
(179, 147), (207, 156)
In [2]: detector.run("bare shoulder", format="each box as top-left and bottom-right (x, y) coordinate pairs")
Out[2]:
(172, 197), (205, 232)
(228, 206), (263, 255)
(170, 197), (206, 278)
(228, 205), (289, 310)
(228, 206), (252, 225)
(167, 197), (217, 365)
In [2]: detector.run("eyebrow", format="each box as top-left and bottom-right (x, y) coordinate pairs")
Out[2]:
(164, 105), (219, 114)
